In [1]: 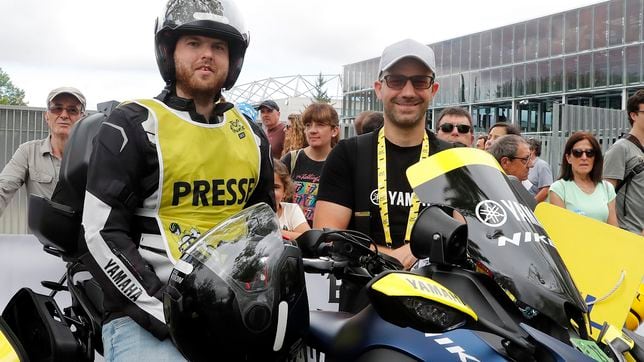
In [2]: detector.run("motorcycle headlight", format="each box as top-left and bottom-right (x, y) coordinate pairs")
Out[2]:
(401, 297), (467, 332)
(367, 271), (477, 333)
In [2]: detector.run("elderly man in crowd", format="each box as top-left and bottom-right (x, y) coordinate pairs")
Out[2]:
(0, 86), (86, 215)
(488, 134), (534, 181)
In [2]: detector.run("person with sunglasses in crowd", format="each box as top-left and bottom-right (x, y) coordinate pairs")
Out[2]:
(0, 86), (85, 216)
(314, 39), (452, 312)
(549, 132), (618, 226)
(435, 107), (474, 146)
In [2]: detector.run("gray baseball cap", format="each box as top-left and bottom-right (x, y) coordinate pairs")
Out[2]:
(47, 87), (86, 111)
(378, 39), (436, 76)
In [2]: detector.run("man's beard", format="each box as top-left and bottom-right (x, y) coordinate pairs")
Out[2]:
(175, 62), (225, 99)
(383, 105), (426, 129)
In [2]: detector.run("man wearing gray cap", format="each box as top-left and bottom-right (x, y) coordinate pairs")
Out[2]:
(314, 39), (452, 312)
(0, 86), (86, 215)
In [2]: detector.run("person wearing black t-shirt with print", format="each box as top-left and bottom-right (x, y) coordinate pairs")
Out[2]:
(314, 39), (452, 311)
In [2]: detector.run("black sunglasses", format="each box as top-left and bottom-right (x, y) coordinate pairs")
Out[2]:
(439, 123), (471, 134)
(571, 149), (595, 158)
(381, 75), (434, 90)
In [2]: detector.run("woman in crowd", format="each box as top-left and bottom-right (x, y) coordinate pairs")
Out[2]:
(281, 113), (308, 157)
(281, 103), (339, 226)
(548, 131), (618, 226)
(273, 159), (310, 240)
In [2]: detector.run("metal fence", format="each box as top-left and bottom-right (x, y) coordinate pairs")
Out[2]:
(0, 103), (630, 234)
(524, 103), (630, 178)
(0, 105), (48, 234)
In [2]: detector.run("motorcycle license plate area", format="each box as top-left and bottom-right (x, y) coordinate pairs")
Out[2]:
(536, 202), (644, 339)
(406, 148), (586, 328)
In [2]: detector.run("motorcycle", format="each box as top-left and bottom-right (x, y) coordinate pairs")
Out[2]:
(296, 147), (644, 361)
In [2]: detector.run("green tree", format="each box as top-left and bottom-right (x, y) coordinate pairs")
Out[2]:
(311, 72), (332, 104)
(0, 67), (26, 106)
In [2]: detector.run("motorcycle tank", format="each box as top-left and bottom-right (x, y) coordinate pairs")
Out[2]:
(407, 148), (586, 327)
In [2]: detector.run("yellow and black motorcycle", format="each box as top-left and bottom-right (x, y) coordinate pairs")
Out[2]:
(298, 147), (644, 361)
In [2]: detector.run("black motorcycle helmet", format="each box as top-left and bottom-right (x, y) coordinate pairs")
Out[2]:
(155, 0), (250, 89)
(164, 203), (309, 361)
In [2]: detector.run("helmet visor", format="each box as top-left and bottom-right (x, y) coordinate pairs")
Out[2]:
(182, 203), (283, 292)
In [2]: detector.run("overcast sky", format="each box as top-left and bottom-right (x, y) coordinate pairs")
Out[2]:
(1, 0), (604, 109)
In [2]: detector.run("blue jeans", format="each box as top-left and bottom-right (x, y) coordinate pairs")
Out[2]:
(102, 316), (186, 362)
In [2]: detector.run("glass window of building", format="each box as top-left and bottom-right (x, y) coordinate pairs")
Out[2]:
(538, 60), (550, 93)
(481, 70), (491, 100)
(538, 17), (550, 58)
(503, 26), (514, 64)
(625, 0), (642, 43)
(526, 20), (538, 61)
(551, 14), (564, 56)
(514, 24), (526, 63)
(565, 56), (578, 91)
(492, 29), (502, 67)
(481, 31), (491, 68)
(551, 58), (563, 92)
(593, 50), (608, 87)
(501, 67), (512, 98)
(461, 37), (470, 72)
(609, 48), (624, 85)
(608, 0), (624, 46)
(514, 64), (525, 97)
(578, 7), (593, 51)
(471, 73), (480, 102)
(578, 53), (592, 89)
(625, 45), (642, 84)
(525, 63), (537, 95)
(451, 38), (461, 74)
(594, 3), (608, 48)
(443, 40), (452, 75)
(491, 68), (501, 98)
(470, 33), (481, 70)
(565, 10), (578, 54)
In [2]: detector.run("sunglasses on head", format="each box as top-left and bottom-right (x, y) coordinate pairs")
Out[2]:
(381, 75), (434, 90)
(439, 123), (471, 134)
(571, 149), (595, 158)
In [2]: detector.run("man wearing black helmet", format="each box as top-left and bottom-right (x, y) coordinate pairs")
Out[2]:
(81, 0), (274, 359)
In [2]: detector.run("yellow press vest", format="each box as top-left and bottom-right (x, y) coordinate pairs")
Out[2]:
(134, 99), (260, 262)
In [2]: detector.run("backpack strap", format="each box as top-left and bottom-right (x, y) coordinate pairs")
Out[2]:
(289, 149), (301, 176)
(615, 136), (644, 193)
(353, 133), (375, 236)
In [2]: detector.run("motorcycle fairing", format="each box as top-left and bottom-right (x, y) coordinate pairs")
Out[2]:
(406, 148), (586, 328)
(319, 305), (507, 361)
(369, 270), (477, 321)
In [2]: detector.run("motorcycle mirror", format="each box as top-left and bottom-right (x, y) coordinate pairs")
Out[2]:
(410, 205), (468, 266)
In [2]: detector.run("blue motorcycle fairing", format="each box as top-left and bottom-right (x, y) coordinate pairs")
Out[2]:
(312, 305), (507, 361)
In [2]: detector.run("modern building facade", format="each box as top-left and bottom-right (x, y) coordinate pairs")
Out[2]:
(342, 0), (644, 133)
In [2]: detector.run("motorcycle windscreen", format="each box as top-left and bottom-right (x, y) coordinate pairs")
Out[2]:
(406, 148), (586, 326)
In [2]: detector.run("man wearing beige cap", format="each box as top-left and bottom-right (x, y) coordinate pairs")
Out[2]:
(0, 86), (86, 215)
(314, 39), (452, 312)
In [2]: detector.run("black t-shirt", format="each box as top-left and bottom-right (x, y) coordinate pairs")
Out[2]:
(317, 130), (452, 248)
(281, 150), (325, 226)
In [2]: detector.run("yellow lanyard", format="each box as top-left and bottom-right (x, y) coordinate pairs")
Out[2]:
(377, 127), (429, 247)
